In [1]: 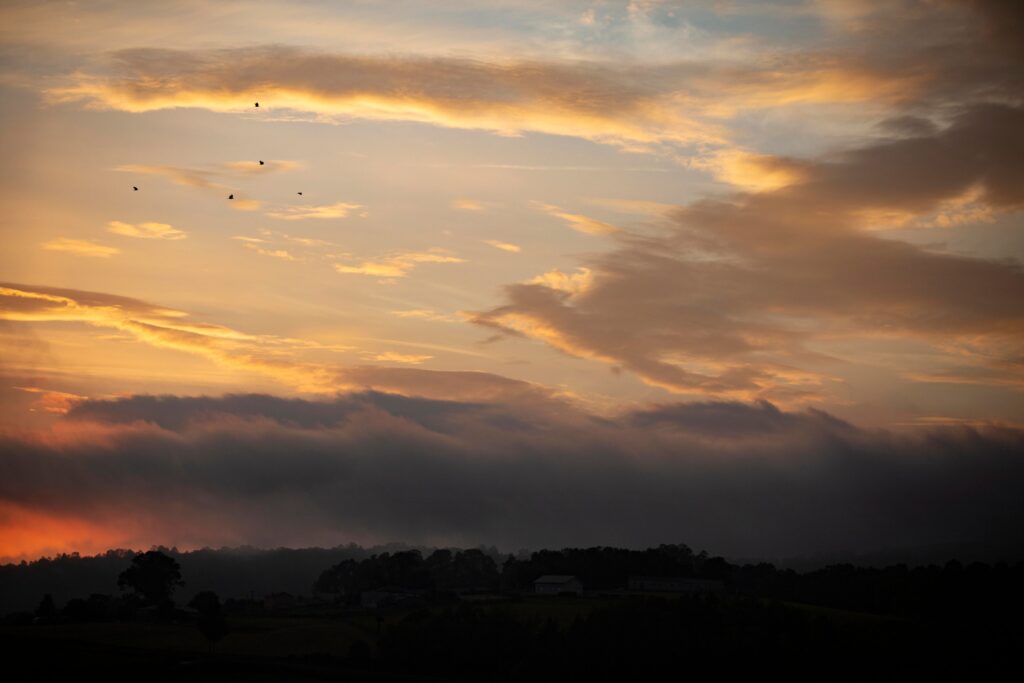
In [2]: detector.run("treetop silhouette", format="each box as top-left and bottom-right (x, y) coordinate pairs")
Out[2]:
(117, 550), (184, 606)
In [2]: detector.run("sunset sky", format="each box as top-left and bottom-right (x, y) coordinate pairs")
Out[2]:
(1, 0), (1022, 563)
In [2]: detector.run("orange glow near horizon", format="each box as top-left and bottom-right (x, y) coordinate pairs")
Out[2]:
(0, 502), (131, 564)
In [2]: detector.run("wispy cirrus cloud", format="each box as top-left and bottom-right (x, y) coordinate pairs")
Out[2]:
(115, 161), (298, 210)
(333, 250), (465, 279)
(583, 198), (677, 216)
(370, 351), (433, 364)
(41, 238), (120, 258)
(266, 201), (362, 221)
(48, 46), (929, 157)
(392, 309), (461, 323)
(452, 199), (487, 211)
(108, 220), (186, 240)
(484, 239), (521, 253)
(534, 202), (618, 235)
(243, 244), (296, 261)
(0, 283), (335, 392)
(222, 159), (302, 174)
(116, 160), (300, 188)
(0, 283), (530, 402)
(116, 163), (221, 190)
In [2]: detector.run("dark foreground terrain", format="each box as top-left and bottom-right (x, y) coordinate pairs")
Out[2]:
(3, 544), (1022, 680)
(2, 593), (1018, 681)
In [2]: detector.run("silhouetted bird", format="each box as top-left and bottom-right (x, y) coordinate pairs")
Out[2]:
(297, 192), (303, 196)
(228, 194), (234, 200)
(254, 102), (259, 108)
(133, 186), (138, 191)
(259, 160), (265, 165)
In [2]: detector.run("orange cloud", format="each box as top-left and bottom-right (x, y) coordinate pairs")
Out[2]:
(527, 268), (593, 296)
(452, 199), (486, 211)
(1, 283), (542, 401)
(243, 243), (297, 261)
(267, 201), (362, 221)
(484, 239), (521, 253)
(534, 202), (618, 235)
(584, 198), (677, 215)
(14, 386), (88, 414)
(114, 162), (283, 210)
(689, 150), (810, 192)
(392, 309), (460, 322)
(333, 250), (465, 278)
(108, 220), (186, 240)
(0, 283), (338, 393)
(42, 238), (120, 258)
(370, 352), (433, 364)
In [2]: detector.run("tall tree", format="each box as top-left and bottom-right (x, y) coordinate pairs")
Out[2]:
(117, 550), (184, 607)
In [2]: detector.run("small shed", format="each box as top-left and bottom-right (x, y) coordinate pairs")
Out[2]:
(533, 575), (583, 595)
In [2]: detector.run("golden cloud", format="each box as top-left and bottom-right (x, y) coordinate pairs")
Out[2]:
(108, 221), (186, 240)
(0, 283), (336, 393)
(392, 309), (460, 323)
(267, 201), (362, 221)
(452, 199), (486, 211)
(527, 268), (594, 296)
(484, 239), (521, 253)
(14, 386), (88, 414)
(115, 162), (284, 211)
(244, 243), (297, 261)
(534, 202), (618, 235)
(333, 250), (465, 278)
(42, 239), (120, 258)
(370, 352), (433, 364)
(689, 150), (810, 192)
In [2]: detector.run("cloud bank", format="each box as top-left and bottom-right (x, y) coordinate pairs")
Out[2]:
(1, 391), (1022, 561)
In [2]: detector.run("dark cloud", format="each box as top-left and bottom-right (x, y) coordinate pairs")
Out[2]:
(810, 104), (1024, 211)
(2, 392), (1023, 559)
(472, 104), (1024, 399)
(963, 0), (1024, 59)
(338, 366), (557, 403)
(626, 399), (855, 438)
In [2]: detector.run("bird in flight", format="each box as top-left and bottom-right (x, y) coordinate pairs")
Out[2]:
(297, 192), (303, 196)
(254, 102), (259, 108)
(259, 160), (265, 166)
(132, 186), (138, 191)
(228, 194), (234, 200)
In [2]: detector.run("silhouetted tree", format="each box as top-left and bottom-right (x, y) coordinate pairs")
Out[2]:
(34, 594), (57, 620)
(117, 550), (184, 608)
(453, 549), (499, 591)
(188, 590), (228, 652)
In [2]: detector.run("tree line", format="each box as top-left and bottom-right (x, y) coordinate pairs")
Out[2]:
(4, 544), (1022, 679)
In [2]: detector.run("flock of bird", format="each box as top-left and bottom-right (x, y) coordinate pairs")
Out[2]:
(131, 102), (304, 200)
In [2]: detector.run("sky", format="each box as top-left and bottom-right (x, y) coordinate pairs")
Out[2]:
(1, 0), (1022, 563)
